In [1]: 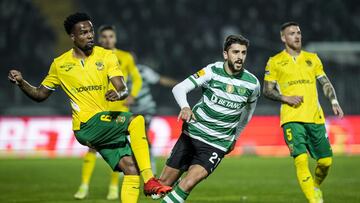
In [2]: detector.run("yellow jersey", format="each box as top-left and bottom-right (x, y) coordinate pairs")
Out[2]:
(264, 50), (326, 126)
(41, 46), (123, 130)
(107, 49), (142, 112)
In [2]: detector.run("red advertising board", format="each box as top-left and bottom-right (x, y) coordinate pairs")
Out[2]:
(0, 116), (359, 157)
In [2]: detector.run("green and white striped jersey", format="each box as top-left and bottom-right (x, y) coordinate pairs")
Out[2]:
(184, 61), (260, 152)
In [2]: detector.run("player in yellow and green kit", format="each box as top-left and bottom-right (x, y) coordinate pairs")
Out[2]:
(263, 22), (344, 203)
(74, 24), (143, 200)
(8, 13), (171, 203)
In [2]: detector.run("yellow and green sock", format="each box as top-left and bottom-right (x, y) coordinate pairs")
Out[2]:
(121, 175), (140, 203)
(128, 115), (153, 182)
(314, 157), (332, 188)
(294, 153), (315, 202)
(81, 151), (96, 185)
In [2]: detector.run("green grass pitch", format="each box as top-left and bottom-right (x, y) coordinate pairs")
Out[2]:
(0, 156), (359, 203)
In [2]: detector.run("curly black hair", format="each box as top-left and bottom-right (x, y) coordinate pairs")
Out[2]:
(64, 12), (91, 35)
(223, 35), (250, 51)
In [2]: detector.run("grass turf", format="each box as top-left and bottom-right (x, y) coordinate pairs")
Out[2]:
(0, 156), (359, 203)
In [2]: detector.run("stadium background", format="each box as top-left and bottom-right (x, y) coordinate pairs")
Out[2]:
(0, 0), (360, 202)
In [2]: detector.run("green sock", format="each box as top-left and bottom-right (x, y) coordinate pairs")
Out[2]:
(161, 185), (189, 203)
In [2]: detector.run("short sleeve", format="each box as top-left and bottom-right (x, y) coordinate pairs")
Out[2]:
(187, 65), (213, 87)
(248, 81), (261, 103)
(106, 52), (123, 79)
(314, 54), (326, 78)
(41, 61), (60, 91)
(141, 65), (160, 84)
(264, 58), (277, 82)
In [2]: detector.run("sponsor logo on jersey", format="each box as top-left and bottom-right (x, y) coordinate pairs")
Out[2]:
(288, 79), (311, 86)
(60, 62), (76, 72)
(95, 61), (104, 70)
(193, 69), (205, 79)
(210, 94), (245, 109)
(71, 85), (104, 94)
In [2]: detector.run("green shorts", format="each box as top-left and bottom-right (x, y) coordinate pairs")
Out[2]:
(74, 111), (133, 171)
(282, 122), (333, 160)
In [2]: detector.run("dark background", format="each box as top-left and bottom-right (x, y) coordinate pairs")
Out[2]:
(1, 0), (359, 116)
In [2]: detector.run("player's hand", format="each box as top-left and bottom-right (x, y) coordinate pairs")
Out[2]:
(105, 90), (122, 101)
(332, 103), (344, 119)
(8, 70), (23, 85)
(125, 95), (135, 106)
(178, 107), (196, 122)
(282, 95), (303, 107)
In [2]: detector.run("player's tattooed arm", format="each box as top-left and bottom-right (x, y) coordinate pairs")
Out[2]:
(107, 76), (128, 101)
(263, 81), (282, 102)
(318, 75), (337, 102)
(8, 70), (52, 102)
(318, 75), (344, 118)
(263, 80), (303, 106)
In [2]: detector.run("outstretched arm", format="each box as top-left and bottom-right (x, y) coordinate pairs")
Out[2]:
(317, 75), (344, 118)
(106, 76), (129, 101)
(263, 80), (303, 107)
(8, 70), (52, 102)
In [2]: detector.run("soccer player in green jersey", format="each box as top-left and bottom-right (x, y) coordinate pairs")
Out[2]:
(8, 12), (171, 203)
(157, 35), (260, 202)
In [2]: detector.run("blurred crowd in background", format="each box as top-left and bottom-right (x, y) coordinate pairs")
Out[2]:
(1, 0), (359, 116)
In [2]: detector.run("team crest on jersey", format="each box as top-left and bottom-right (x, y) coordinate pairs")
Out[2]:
(305, 60), (312, 67)
(278, 60), (288, 67)
(60, 62), (76, 72)
(193, 69), (205, 79)
(226, 84), (234, 94)
(95, 61), (104, 70)
(116, 115), (126, 123)
(237, 87), (247, 95)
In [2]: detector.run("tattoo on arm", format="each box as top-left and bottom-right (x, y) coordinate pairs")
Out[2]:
(317, 75), (337, 102)
(18, 80), (52, 102)
(263, 81), (283, 102)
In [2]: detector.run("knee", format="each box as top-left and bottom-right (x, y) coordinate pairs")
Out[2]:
(119, 156), (139, 175)
(317, 157), (332, 168)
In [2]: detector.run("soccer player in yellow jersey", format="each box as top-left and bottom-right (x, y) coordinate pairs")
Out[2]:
(263, 22), (344, 203)
(74, 24), (143, 200)
(8, 13), (171, 203)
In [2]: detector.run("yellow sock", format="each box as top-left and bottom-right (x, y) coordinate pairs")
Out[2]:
(121, 175), (140, 203)
(81, 151), (96, 185)
(128, 115), (153, 182)
(109, 170), (119, 187)
(294, 153), (315, 202)
(314, 157), (332, 188)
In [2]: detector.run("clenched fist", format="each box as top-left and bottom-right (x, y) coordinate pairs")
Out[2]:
(8, 70), (23, 85)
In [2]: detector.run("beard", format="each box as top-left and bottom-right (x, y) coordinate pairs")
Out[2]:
(81, 43), (94, 52)
(289, 41), (301, 51)
(228, 59), (243, 72)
